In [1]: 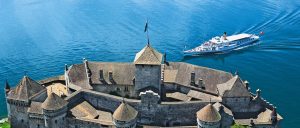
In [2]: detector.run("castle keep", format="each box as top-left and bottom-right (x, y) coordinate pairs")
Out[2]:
(5, 44), (282, 128)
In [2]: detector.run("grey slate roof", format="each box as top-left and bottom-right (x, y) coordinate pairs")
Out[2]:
(42, 92), (68, 111)
(28, 101), (43, 114)
(70, 101), (98, 119)
(166, 92), (191, 101)
(88, 62), (135, 85)
(164, 62), (233, 93)
(187, 90), (219, 101)
(217, 75), (251, 97)
(68, 61), (233, 95)
(113, 101), (138, 122)
(134, 45), (163, 65)
(197, 103), (221, 122)
(7, 76), (45, 102)
(68, 64), (92, 89)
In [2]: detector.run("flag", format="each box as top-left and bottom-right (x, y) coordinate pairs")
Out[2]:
(144, 20), (148, 32)
(260, 31), (264, 35)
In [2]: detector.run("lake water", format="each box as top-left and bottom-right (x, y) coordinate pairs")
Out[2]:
(0, 0), (299, 127)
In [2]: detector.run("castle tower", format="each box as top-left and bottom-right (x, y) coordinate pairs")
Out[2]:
(196, 103), (221, 128)
(6, 76), (46, 128)
(133, 44), (163, 96)
(113, 101), (138, 128)
(42, 92), (68, 128)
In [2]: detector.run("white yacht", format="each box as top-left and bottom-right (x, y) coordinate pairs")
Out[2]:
(183, 32), (261, 55)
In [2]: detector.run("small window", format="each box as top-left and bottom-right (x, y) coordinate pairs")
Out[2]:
(55, 120), (57, 124)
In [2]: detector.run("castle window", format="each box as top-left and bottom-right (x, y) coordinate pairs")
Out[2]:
(55, 120), (57, 124)
(116, 87), (121, 92)
(125, 86), (129, 92)
(21, 119), (24, 123)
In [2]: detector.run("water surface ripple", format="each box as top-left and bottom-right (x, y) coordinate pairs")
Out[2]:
(0, 0), (299, 126)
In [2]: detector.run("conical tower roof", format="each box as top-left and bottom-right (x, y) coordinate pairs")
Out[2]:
(113, 101), (138, 122)
(42, 92), (68, 111)
(7, 76), (45, 101)
(134, 44), (163, 65)
(197, 103), (221, 122)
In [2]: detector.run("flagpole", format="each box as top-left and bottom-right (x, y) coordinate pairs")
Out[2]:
(146, 19), (150, 45)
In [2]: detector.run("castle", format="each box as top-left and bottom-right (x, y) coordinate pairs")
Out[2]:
(4, 43), (282, 128)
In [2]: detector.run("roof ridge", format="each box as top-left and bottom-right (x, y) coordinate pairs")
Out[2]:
(148, 45), (161, 63)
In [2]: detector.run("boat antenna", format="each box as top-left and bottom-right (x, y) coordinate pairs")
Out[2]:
(144, 19), (150, 46)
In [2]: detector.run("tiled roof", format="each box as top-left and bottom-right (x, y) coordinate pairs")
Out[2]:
(28, 101), (43, 114)
(67, 61), (232, 95)
(70, 101), (98, 119)
(217, 75), (251, 97)
(166, 92), (191, 101)
(113, 101), (138, 122)
(134, 45), (163, 65)
(42, 92), (68, 111)
(88, 62), (135, 85)
(7, 76), (45, 102)
(197, 103), (221, 122)
(187, 90), (219, 101)
(164, 62), (232, 93)
(68, 64), (92, 89)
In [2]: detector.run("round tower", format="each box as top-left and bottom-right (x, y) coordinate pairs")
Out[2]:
(113, 101), (138, 128)
(196, 103), (221, 128)
(41, 92), (68, 128)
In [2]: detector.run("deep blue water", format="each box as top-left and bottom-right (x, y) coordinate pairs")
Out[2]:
(0, 0), (299, 127)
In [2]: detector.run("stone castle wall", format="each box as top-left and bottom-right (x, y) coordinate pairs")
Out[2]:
(66, 90), (208, 127)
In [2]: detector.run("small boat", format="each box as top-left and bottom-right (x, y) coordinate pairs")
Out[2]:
(183, 32), (261, 55)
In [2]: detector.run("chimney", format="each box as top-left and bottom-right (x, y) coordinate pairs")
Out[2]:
(244, 80), (250, 90)
(234, 70), (239, 76)
(271, 107), (278, 124)
(109, 71), (113, 81)
(99, 70), (104, 81)
(198, 78), (205, 89)
(190, 72), (195, 86)
(256, 89), (261, 98)
(65, 64), (68, 72)
(250, 119), (255, 127)
(164, 53), (167, 64)
(219, 105), (224, 112)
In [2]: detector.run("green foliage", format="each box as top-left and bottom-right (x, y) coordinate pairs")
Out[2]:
(0, 122), (10, 128)
(231, 123), (249, 128)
